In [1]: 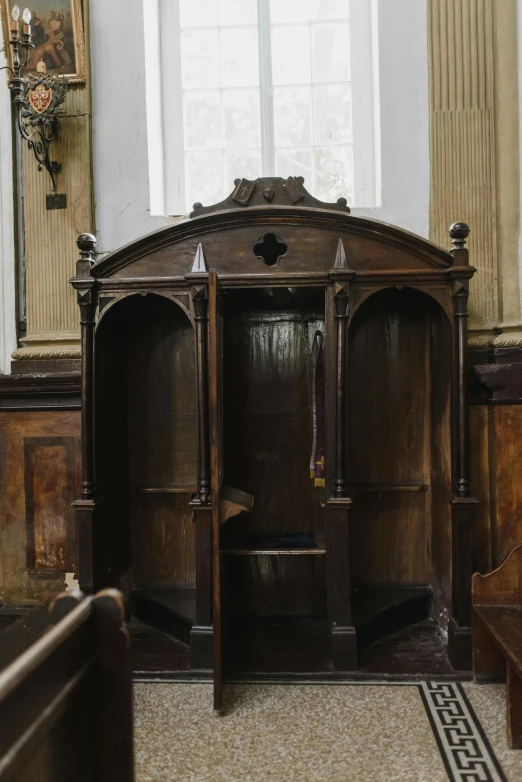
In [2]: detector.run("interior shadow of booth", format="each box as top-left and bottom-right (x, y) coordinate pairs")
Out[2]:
(92, 293), (198, 599)
(346, 286), (454, 647)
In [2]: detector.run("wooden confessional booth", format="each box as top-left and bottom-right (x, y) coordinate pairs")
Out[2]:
(71, 177), (477, 709)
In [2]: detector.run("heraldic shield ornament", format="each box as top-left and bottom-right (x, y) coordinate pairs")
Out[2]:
(28, 83), (54, 115)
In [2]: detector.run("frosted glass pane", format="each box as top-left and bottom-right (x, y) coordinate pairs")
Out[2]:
(275, 148), (313, 187)
(313, 86), (352, 145)
(220, 28), (259, 87)
(273, 87), (312, 147)
(271, 26), (311, 86)
(185, 151), (223, 212)
(223, 90), (261, 149)
(184, 91), (222, 149)
(311, 23), (350, 83)
(180, 0), (218, 27)
(218, 0), (257, 26)
(223, 149), (262, 191)
(310, 0), (349, 20)
(315, 146), (353, 203)
(181, 31), (220, 89)
(270, 0), (310, 24)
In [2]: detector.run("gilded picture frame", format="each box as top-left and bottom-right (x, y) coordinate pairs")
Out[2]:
(1, 0), (85, 83)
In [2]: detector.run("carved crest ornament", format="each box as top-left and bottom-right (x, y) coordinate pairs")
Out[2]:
(190, 176), (351, 217)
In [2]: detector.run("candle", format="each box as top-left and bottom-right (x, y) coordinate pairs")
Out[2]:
(22, 7), (31, 36)
(11, 4), (20, 32)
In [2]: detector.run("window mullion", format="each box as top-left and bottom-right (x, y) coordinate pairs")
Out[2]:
(257, 0), (275, 177)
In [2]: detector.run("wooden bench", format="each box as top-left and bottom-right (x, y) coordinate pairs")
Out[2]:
(473, 544), (522, 748)
(0, 589), (134, 781)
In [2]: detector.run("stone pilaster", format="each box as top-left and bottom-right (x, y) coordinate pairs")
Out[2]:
(11, 1), (93, 368)
(428, 0), (521, 350)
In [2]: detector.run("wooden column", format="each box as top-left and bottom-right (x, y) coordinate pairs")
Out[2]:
(448, 222), (478, 669)
(189, 277), (213, 669)
(333, 283), (349, 498)
(326, 268), (356, 671)
(71, 233), (96, 592)
(192, 286), (211, 506)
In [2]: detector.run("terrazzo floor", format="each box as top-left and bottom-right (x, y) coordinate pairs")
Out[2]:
(134, 681), (522, 782)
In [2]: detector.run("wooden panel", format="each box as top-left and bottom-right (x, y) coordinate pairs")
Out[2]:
(469, 404), (492, 573)
(347, 288), (433, 585)
(109, 222), (452, 282)
(222, 288), (326, 613)
(494, 406), (522, 563)
(350, 493), (429, 585)
(125, 298), (197, 490)
(0, 412), (80, 603)
(24, 437), (76, 572)
(131, 494), (195, 588)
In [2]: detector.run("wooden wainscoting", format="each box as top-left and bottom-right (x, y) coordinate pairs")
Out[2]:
(0, 411), (80, 604)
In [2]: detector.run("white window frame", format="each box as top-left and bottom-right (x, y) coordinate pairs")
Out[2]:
(146, 0), (380, 216)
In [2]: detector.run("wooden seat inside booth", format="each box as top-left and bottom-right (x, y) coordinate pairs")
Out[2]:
(473, 544), (522, 748)
(0, 590), (134, 781)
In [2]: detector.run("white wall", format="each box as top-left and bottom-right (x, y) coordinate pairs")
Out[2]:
(90, 0), (173, 255)
(0, 41), (17, 374)
(351, 0), (430, 237)
(90, 0), (430, 253)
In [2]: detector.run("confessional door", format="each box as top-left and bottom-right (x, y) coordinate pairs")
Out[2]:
(209, 273), (224, 711)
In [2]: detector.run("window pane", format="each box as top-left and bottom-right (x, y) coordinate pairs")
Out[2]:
(186, 151), (223, 212)
(180, 0), (218, 27)
(223, 149), (262, 191)
(223, 90), (261, 149)
(313, 85), (352, 145)
(184, 91), (222, 149)
(270, 0), (310, 24)
(311, 23), (351, 83)
(218, 0), (257, 26)
(271, 26), (311, 86)
(273, 87), (312, 147)
(315, 146), (353, 203)
(181, 31), (220, 89)
(220, 28), (259, 88)
(310, 0), (349, 21)
(275, 147), (313, 184)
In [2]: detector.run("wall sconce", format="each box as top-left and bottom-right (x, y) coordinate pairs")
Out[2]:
(8, 5), (68, 202)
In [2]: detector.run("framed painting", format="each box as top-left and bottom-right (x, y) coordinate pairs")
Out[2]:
(1, 0), (85, 83)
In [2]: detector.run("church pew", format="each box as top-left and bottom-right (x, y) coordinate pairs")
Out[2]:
(0, 589), (134, 781)
(472, 544), (522, 748)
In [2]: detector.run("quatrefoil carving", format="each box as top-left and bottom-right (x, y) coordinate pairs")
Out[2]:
(253, 233), (288, 267)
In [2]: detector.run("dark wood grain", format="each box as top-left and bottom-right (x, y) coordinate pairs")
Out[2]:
(71, 183), (476, 686)
(0, 590), (133, 782)
(472, 544), (522, 748)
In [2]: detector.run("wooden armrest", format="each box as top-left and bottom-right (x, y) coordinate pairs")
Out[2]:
(473, 544), (522, 607)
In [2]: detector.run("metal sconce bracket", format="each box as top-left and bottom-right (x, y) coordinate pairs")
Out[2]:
(8, 5), (68, 200)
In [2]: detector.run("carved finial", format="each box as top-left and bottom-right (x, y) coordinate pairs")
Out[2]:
(334, 239), (348, 269)
(77, 233), (97, 261)
(191, 243), (207, 273)
(449, 222), (470, 250)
